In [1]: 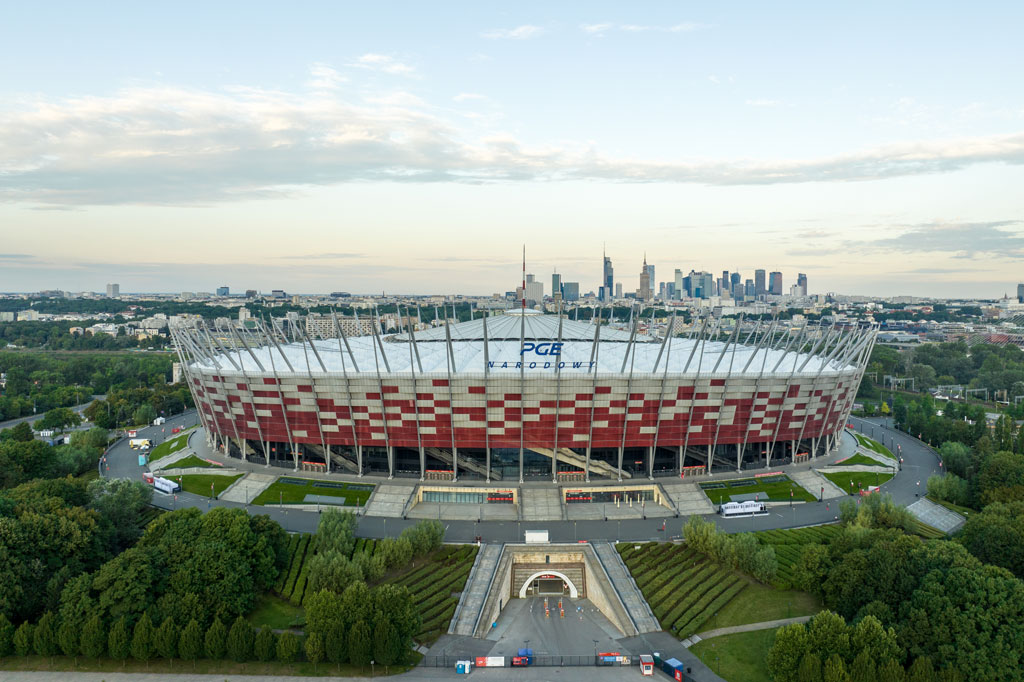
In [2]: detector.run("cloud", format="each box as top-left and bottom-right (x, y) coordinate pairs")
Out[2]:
(307, 63), (346, 89)
(581, 23), (614, 35)
(453, 93), (487, 102)
(276, 252), (365, 260)
(865, 221), (1024, 259)
(481, 25), (544, 40)
(584, 22), (706, 35)
(0, 253), (37, 261)
(3, 81), (1024, 206)
(745, 99), (780, 107)
(348, 53), (415, 76)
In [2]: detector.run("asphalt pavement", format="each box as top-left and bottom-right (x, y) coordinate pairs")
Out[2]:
(103, 411), (943, 542)
(0, 400), (97, 432)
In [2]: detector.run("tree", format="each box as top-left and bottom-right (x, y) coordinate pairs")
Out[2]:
(57, 619), (79, 663)
(877, 659), (905, 682)
(226, 614), (253, 663)
(69, 426), (109, 451)
(108, 617), (130, 665)
(130, 612), (154, 664)
(0, 613), (13, 658)
(13, 622), (34, 657)
(276, 631), (300, 663)
(347, 620), (372, 667)
(204, 616), (227, 660)
(807, 611), (851, 666)
(133, 404), (157, 426)
(154, 616), (178, 661)
(766, 622), (810, 682)
(797, 652), (822, 682)
(254, 625), (276, 663)
(956, 501), (1024, 579)
(178, 619), (202, 668)
(316, 509), (358, 556)
(5, 422), (34, 442)
(850, 649), (877, 682)
(80, 614), (105, 660)
(33, 611), (57, 659)
(851, 615), (900, 664)
(305, 632), (324, 672)
(38, 407), (82, 432)
(907, 656), (936, 682)
(824, 654), (851, 682)
(793, 543), (831, 594)
(325, 620), (347, 666)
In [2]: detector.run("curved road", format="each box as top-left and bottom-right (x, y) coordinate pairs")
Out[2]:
(104, 411), (943, 542)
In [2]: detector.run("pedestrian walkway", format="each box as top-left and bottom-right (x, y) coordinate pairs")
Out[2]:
(591, 541), (660, 634)
(450, 543), (504, 636)
(218, 472), (277, 504)
(363, 484), (415, 517)
(682, 615), (813, 647)
(521, 487), (563, 520)
(790, 469), (845, 500)
(661, 482), (715, 515)
(907, 498), (965, 534)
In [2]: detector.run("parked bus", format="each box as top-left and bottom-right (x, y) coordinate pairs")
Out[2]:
(719, 500), (769, 518)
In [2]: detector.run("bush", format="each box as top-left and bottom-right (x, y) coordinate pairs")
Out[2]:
(14, 622), (34, 657)
(276, 631), (300, 663)
(401, 520), (444, 556)
(204, 617), (227, 660)
(682, 516), (777, 582)
(80, 614), (105, 659)
(227, 614), (253, 662)
(254, 625), (276, 662)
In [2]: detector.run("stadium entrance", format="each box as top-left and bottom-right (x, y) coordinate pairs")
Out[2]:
(523, 573), (575, 597)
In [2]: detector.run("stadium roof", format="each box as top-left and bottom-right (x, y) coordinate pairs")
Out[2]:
(411, 308), (647, 342)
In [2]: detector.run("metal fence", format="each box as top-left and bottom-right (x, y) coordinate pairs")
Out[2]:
(421, 654), (612, 668)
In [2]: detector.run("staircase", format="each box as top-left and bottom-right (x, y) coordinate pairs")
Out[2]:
(591, 541), (661, 634)
(450, 543), (504, 636)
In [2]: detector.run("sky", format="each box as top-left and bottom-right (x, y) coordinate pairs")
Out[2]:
(1, 1), (1023, 298)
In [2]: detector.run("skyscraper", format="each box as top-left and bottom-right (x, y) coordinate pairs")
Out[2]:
(769, 271), (783, 295)
(106, 283), (119, 298)
(562, 282), (579, 301)
(216, 286), (229, 296)
(1017, 283), (1024, 304)
(797, 273), (808, 297)
(524, 274), (543, 306)
(721, 270), (730, 297)
(730, 272), (741, 298)
(674, 269), (684, 301)
(603, 248), (614, 302)
(754, 269), (766, 297)
(552, 272), (562, 299)
(639, 255), (651, 301)
(615, 282), (623, 299)
(647, 264), (655, 299)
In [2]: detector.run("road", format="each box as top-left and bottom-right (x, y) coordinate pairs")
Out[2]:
(0, 400), (98, 432)
(105, 411), (943, 542)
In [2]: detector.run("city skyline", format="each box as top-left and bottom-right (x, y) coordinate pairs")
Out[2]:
(2, 2), (1023, 297)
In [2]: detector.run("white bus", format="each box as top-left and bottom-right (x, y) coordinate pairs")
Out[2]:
(719, 501), (769, 518)
(152, 476), (181, 494)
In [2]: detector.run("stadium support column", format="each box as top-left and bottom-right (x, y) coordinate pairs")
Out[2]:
(677, 318), (708, 474)
(766, 324), (833, 467)
(170, 325), (215, 448)
(482, 312), (492, 482)
(204, 322), (247, 460)
(405, 307), (426, 481)
(298, 324), (331, 473)
(708, 317), (744, 472)
(229, 324), (270, 467)
(444, 319), (459, 482)
(369, 311), (393, 479)
(552, 304), (565, 483)
(738, 318), (778, 470)
(263, 319), (299, 470)
(585, 307), (605, 482)
(794, 327), (851, 462)
(651, 313), (676, 480)
(332, 310), (363, 476)
(519, 305), (525, 484)
(618, 306), (640, 482)
(830, 328), (876, 455)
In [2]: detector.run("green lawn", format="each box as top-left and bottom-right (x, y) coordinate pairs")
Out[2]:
(713, 584), (820, 629)
(690, 628), (778, 682)
(926, 496), (974, 517)
(176, 473), (243, 497)
(247, 593), (305, 629)
(161, 454), (215, 469)
(836, 453), (890, 467)
(252, 477), (374, 507)
(148, 427), (196, 462)
(700, 475), (816, 504)
(822, 471), (893, 494)
(854, 433), (896, 460)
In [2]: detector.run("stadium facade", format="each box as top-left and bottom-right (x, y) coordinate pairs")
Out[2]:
(171, 310), (875, 482)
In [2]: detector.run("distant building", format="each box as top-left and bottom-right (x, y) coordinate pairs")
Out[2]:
(639, 256), (652, 301)
(674, 269), (684, 301)
(562, 282), (579, 301)
(754, 270), (766, 297)
(551, 272), (562, 299)
(615, 282), (623, 299)
(306, 312), (376, 338)
(1018, 283), (1024, 304)
(524, 274), (543, 306)
(271, 289), (286, 299)
(797, 273), (808, 297)
(216, 286), (230, 296)
(245, 289), (258, 299)
(0, 312), (14, 322)
(769, 271), (783, 296)
(106, 283), (119, 298)
(330, 291), (351, 298)
(745, 279), (755, 297)
(603, 249), (614, 302)
(17, 309), (40, 321)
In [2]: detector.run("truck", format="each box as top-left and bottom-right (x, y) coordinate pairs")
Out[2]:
(153, 417), (166, 426)
(524, 530), (549, 544)
(129, 439), (152, 450)
(144, 474), (180, 494)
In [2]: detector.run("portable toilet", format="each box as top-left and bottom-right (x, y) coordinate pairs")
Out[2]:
(640, 654), (655, 676)
(455, 660), (472, 674)
(663, 657), (685, 681)
(517, 647), (533, 665)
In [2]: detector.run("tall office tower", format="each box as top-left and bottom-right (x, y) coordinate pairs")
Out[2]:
(701, 272), (715, 299)
(666, 282), (675, 299)
(1018, 283), (1024, 304)
(730, 272), (742, 297)
(721, 271), (730, 296)
(769, 271), (783, 295)
(106, 283), (119, 298)
(245, 289), (257, 298)
(745, 279), (755, 297)
(674, 269), (684, 301)
(216, 286), (229, 296)
(647, 264), (655, 299)
(639, 255), (652, 301)
(563, 282), (579, 301)
(524, 274), (543, 306)
(658, 282), (666, 299)
(552, 272), (562, 299)
(754, 269), (766, 296)
(797, 273), (808, 297)
(602, 247), (614, 302)
(615, 282), (623, 299)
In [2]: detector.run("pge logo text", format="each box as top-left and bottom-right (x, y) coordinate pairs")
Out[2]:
(521, 342), (564, 356)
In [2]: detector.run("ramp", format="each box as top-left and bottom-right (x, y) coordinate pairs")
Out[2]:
(528, 447), (631, 479)
(907, 498), (965, 534)
(661, 482), (715, 515)
(218, 472), (276, 504)
(521, 487), (563, 521)
(590, 541), (660, 634)
(790, 469), (845, 500)
(449, 543), (504, 636)
(363, 484), (415, 518)
(424, 448), (501, 480)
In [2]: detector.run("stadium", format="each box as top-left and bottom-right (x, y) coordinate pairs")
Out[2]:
(171, 309), (875, 482)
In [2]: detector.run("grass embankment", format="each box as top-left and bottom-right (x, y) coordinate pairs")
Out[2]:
(751, 525), (841, 589)
(176, 473), (243, 497)
(700, 475), (816, 504)
(690, 628), (778, 682)
(257, 535), (478, 646)
(147, 426), (196, 462)
(836, 453), (891, 467)
(854, 433), (896, 460)
(926, 496), (974, 517)
(822, 471), (894, 494)
(161, 454), (216, 469)
(0, 654), (418, 677)
(617, 543), (817, 639)
(252, 477), (374, 507)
